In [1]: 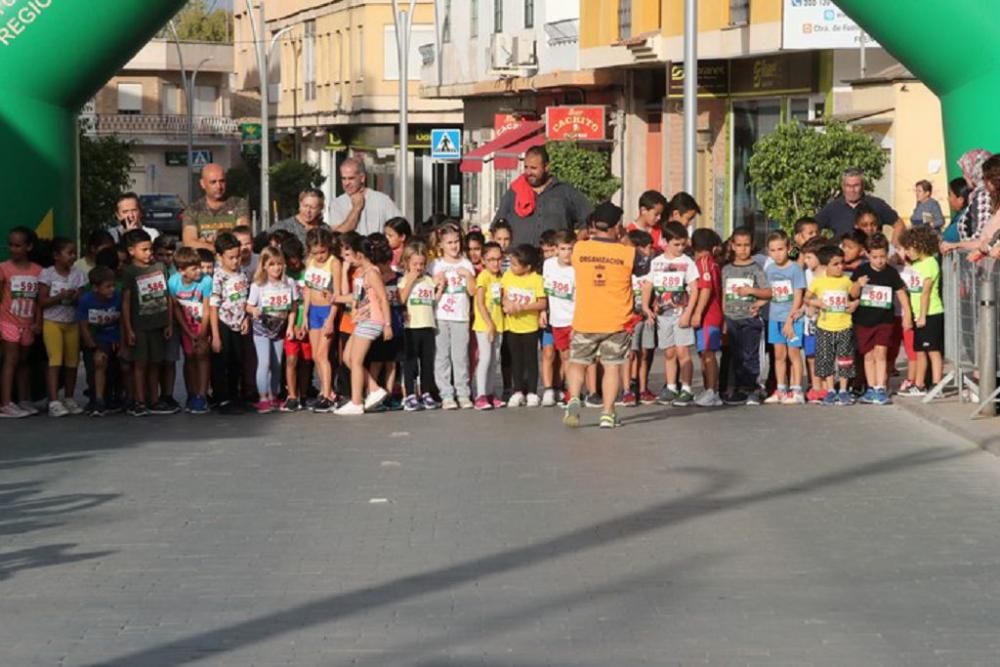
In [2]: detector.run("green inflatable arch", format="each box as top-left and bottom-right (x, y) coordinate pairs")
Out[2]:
(0, 0), (186, 255)
(836, 0), (1000, 178)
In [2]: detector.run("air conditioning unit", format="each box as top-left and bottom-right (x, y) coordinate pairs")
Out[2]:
(515, 36), (537, 67)
(490, 32), (516, 71)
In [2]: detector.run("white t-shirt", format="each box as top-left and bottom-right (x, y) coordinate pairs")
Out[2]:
(108, 224), (160, 244)
(328, 189), (403, 237)
(647, 253), (699, 311)
(429, 257), (475, 322)
(542, 257), (576, 328)
(39, 266), (87, 324)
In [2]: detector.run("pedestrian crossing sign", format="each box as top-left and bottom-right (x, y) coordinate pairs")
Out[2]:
(431, 129), (461, 160)
(191, 150), (213, 170)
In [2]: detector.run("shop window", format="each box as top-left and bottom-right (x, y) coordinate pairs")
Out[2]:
(494, 0), (503, 34)
(618, 0), (632, 39)
(304, 20), (317, 101)
(463, 171), (479, 217)
(730, 0), (749, 26)
(524, 0), (534, 29)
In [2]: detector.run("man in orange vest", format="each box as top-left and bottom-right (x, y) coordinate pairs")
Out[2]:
(564, 202), (648, 429)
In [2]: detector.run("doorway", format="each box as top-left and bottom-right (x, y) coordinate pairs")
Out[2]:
(732, 99), (781, 245)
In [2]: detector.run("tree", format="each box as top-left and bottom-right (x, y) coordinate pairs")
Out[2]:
(268, 160), (326, 219)
(748, 121), (888, 233)
(546, 141), (622, 205)
(79, 122), (136, 239)
(160, 0), (232, 43)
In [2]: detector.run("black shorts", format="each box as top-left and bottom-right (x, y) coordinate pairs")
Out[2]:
(914, 313), (944, 352)
(365, 334), (402, 364)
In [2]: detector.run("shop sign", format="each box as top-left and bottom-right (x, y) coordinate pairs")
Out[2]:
(545, 106), (607, 141)
(782, 0), (880, 50)
(667, 60), (730, 98)
(326, 130), (346, 150)
(495, 114), (524, 137)
(730, 52), (818, 97)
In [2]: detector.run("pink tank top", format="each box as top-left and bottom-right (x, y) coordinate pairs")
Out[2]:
(0, 261), (42, 327)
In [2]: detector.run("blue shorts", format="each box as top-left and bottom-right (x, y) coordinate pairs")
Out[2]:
(694, 325), (721, 353)
(540, 327), (554, 348)
(803, 334), (817, 357)
(767, 319), (804, 348)
(308, 304), (332, 330)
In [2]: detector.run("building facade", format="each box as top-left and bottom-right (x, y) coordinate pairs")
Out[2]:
(233, 0), (464, 225)
(84, 39), (240, 201)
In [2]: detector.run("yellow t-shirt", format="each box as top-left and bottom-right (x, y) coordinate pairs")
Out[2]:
(810, 274), (853, 332)
(500, 270), (546, 334)
(399, 274), (436, 329)
(473, 270), (505, 333)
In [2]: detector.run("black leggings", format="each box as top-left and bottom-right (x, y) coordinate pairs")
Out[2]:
(212, 326), (247, 404)
(403, 327), (436, 397)
(506, 331), (539, 395)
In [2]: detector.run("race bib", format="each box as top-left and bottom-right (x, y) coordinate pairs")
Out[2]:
(261, 286), (292, 314)
(444, 271), (467, 294)
(771, 280), (793, 303)
(490, 282), (502, 305)
(902, 269), (924, 294)
(860, 284), (892, 310)
(49, 278), (75, 304)
(409, 283), (435, 307)
(822, 290), (850, 313)
(179, 299), (204, 322)
(654, 271), (686, 294)
(506, 287), (534, 307)
(544, 278), (574, 301)
(10, 275), (38, 300)
(724, 278), (753, 302)
(88, 308), (120, 326)
(226, 279), (248, 303)
(136, 272), (166, 302)
(304, 268), (331, 291)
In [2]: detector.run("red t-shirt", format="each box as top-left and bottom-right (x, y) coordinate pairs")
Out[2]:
(626, 222), (665, 252)
(695, 255), (723, 328)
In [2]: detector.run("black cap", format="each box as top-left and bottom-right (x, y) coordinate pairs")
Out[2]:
(590, 201), (623, 230)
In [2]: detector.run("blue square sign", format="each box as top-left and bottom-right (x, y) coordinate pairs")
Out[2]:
(431, 129), (461, 160)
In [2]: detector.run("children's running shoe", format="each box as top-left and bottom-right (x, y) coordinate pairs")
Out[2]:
(898, 385), (927, 397)
(557, 391), (570, 407)
(17, 401), (39, 416)
(837, 390), (856, 406)
(525, 393), (541, 408)
(897, 380), (915, 393)
(384, 396), (404, 411)
(422, 393), (441, 410)
(781, 390), (805, 406)
(541, 388), (557, 407)
(694, 389), (723, 407)
(63, 398), (84, 415)
(821, 392), (838, 407)
(763, 391), (784, 405)
(87, 399), (107, 417)
(584, 393), (604, 408)
(128, 402), (151, 417)
(219, 401), (245, 415)
(563, 397), (582, 427)
(311, 397), (334, 413)
(149, 399), (178, 415)
(507, 392), (526, 408)
(188, 395), (210, 415)
(672, 389), (695, 407)
(745, 390), (762, 406)
(806, 388), (826, 404)
(281, 397), (301, 413)
(457, 396), (475, 410)
(656, 387), (677, 405)
(48, 400), (69, 418)
(0, 403), (30, 419)
(490, 395), (505, 409)
(163, 396), (182, 413)
(858, 388), (877, 404)
(871, 388), (892, 406)
(639, 390), (657, 405)
(403, 395), (424, 412)
(618, 391), (637, 407)
(364, 387), (388, 411)
(474, 395), (493, 411)
(723, 391), (748, 406)
(599, 412), (621, 429)
(441, 398), (459, 410)
(334, 401), (365, 416)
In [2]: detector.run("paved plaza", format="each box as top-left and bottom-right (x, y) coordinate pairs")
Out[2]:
(3, 402), (1000, 666)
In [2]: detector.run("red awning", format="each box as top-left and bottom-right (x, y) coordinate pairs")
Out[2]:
(459, 121), (544, 173)
(494, 130), (547, 170)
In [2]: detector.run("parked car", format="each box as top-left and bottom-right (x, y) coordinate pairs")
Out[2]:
(139, 194), (186, 236)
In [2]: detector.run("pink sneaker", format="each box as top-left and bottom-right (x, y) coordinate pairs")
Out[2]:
(489, 395), (505, 409)
(474, 395), (493, 411)
(763, 391), (784, 405)
(255, 399), (274, 414)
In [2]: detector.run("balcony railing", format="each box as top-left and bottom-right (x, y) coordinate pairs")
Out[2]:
(91, 114), (239, 136)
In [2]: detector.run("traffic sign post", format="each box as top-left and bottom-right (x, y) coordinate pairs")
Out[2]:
(431, 129), (461, 161)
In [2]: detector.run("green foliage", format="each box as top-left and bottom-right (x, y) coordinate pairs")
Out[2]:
(226, 163), (258, 215)
(748, 121), (888, 233)
(546, 141), (622, 205)
(160, 0), (232, 42)
(268, 160), (326, 219)
(79, 121), (136, 239)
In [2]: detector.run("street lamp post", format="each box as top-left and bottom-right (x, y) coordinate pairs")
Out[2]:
(185, 57), (214, 204)
(682, 0), (697, 195)
(392, 0), (417, 218)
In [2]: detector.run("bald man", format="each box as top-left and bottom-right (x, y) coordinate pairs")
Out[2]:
(328, 157), (402, 236)
(181, 163), (250, 251)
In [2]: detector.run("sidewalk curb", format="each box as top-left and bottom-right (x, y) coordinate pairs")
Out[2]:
(893, 397), (1000, 456)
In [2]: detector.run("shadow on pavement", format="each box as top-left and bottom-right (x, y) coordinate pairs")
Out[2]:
(85, 444), (972, 667)
(0, 542), (116, 582)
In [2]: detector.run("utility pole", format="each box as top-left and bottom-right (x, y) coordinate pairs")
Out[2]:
(392, 0), (417, 218)
(682, 0), (697, 195)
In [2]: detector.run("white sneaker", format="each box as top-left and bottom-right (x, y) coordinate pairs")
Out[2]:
(18, 401), (39, 416)
(441, 398), (459, 410)
(457, 396), (474, 410)
(48, 400), (70, 418)
(541, 388), (556, 407)
(334, 401), (365, 416)
(525, 393), (541, 407)
(363, 387), (388, 410)
(694, 389), (723, 407)
(62, 397), (85, 415)
(507, 392), (525, 408)
(0, 403), (29, 419)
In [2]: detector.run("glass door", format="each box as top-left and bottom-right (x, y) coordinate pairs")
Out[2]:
(732, 99), (781, 246)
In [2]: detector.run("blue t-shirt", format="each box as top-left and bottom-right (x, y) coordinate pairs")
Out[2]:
(168, 272), (213, 328)
(765, 261), (806, 322)
(76, 290), (122, 345)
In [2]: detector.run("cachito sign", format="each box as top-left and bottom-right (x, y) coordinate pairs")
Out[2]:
(546, 106), (607, 142)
